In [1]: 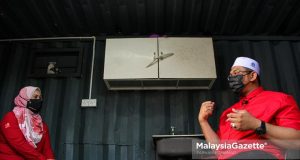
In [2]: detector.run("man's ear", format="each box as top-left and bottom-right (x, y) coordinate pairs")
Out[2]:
(250, 72), (258, 82)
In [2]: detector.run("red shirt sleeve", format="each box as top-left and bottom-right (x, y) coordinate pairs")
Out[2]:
(0, 112), (46, 160)
(41, 123), (55, 159)
(275, 95), (300, 130)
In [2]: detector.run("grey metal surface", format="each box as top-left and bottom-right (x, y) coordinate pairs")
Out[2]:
(1, 0), (300, 38)
(0, 38), (299, 159)
(104, 38), (217, 90)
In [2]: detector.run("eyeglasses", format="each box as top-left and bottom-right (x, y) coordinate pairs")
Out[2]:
(229, 69), (252, 76)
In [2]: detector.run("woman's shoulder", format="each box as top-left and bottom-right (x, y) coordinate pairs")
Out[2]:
(42, 122), (49, 131)
(1, 111), (16, 121)
(0, 111), (17, 125)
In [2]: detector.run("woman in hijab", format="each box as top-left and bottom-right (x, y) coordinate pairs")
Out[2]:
(0, 86), (55, 160)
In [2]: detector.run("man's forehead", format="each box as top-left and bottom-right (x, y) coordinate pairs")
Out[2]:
(231, 66), (246, 70)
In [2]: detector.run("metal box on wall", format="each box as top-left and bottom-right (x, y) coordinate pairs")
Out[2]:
(104, 37), (217, 90)
(27, 48), (84, 78)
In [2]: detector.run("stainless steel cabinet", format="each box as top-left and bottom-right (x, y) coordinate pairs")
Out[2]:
(104, 37), (216, 90)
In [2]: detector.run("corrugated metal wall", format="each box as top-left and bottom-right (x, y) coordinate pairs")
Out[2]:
(2, 0), (300, 38)
(0, 38), (299, 159)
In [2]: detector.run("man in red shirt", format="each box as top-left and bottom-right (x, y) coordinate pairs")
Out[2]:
(198, 57), (300, 159)
(0, 86), (55, 160)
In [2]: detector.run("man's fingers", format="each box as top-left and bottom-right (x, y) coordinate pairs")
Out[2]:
(227, 113), (239, 118)
(200, 101), (215, 116)
(205, 105), (214, 113)
(201, 104), (214, 111)
(202, 101), (215, 105)
(207, 108), (213, 112)
(207, 105), (214, 109)
(232, 108), (243, 113)
(226, 117), (239, 123)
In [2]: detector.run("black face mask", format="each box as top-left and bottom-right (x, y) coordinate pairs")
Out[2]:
(227, 75), (245, 94)
(27, 99), (43, 113)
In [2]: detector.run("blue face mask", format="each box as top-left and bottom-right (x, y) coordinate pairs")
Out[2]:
(27, 99), (43, 113)
(227, 75), (244, 94)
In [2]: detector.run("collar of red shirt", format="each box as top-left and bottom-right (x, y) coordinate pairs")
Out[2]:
(239, 86), (264, 104)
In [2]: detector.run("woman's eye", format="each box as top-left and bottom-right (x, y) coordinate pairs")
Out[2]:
(34, 95), (40, 99)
